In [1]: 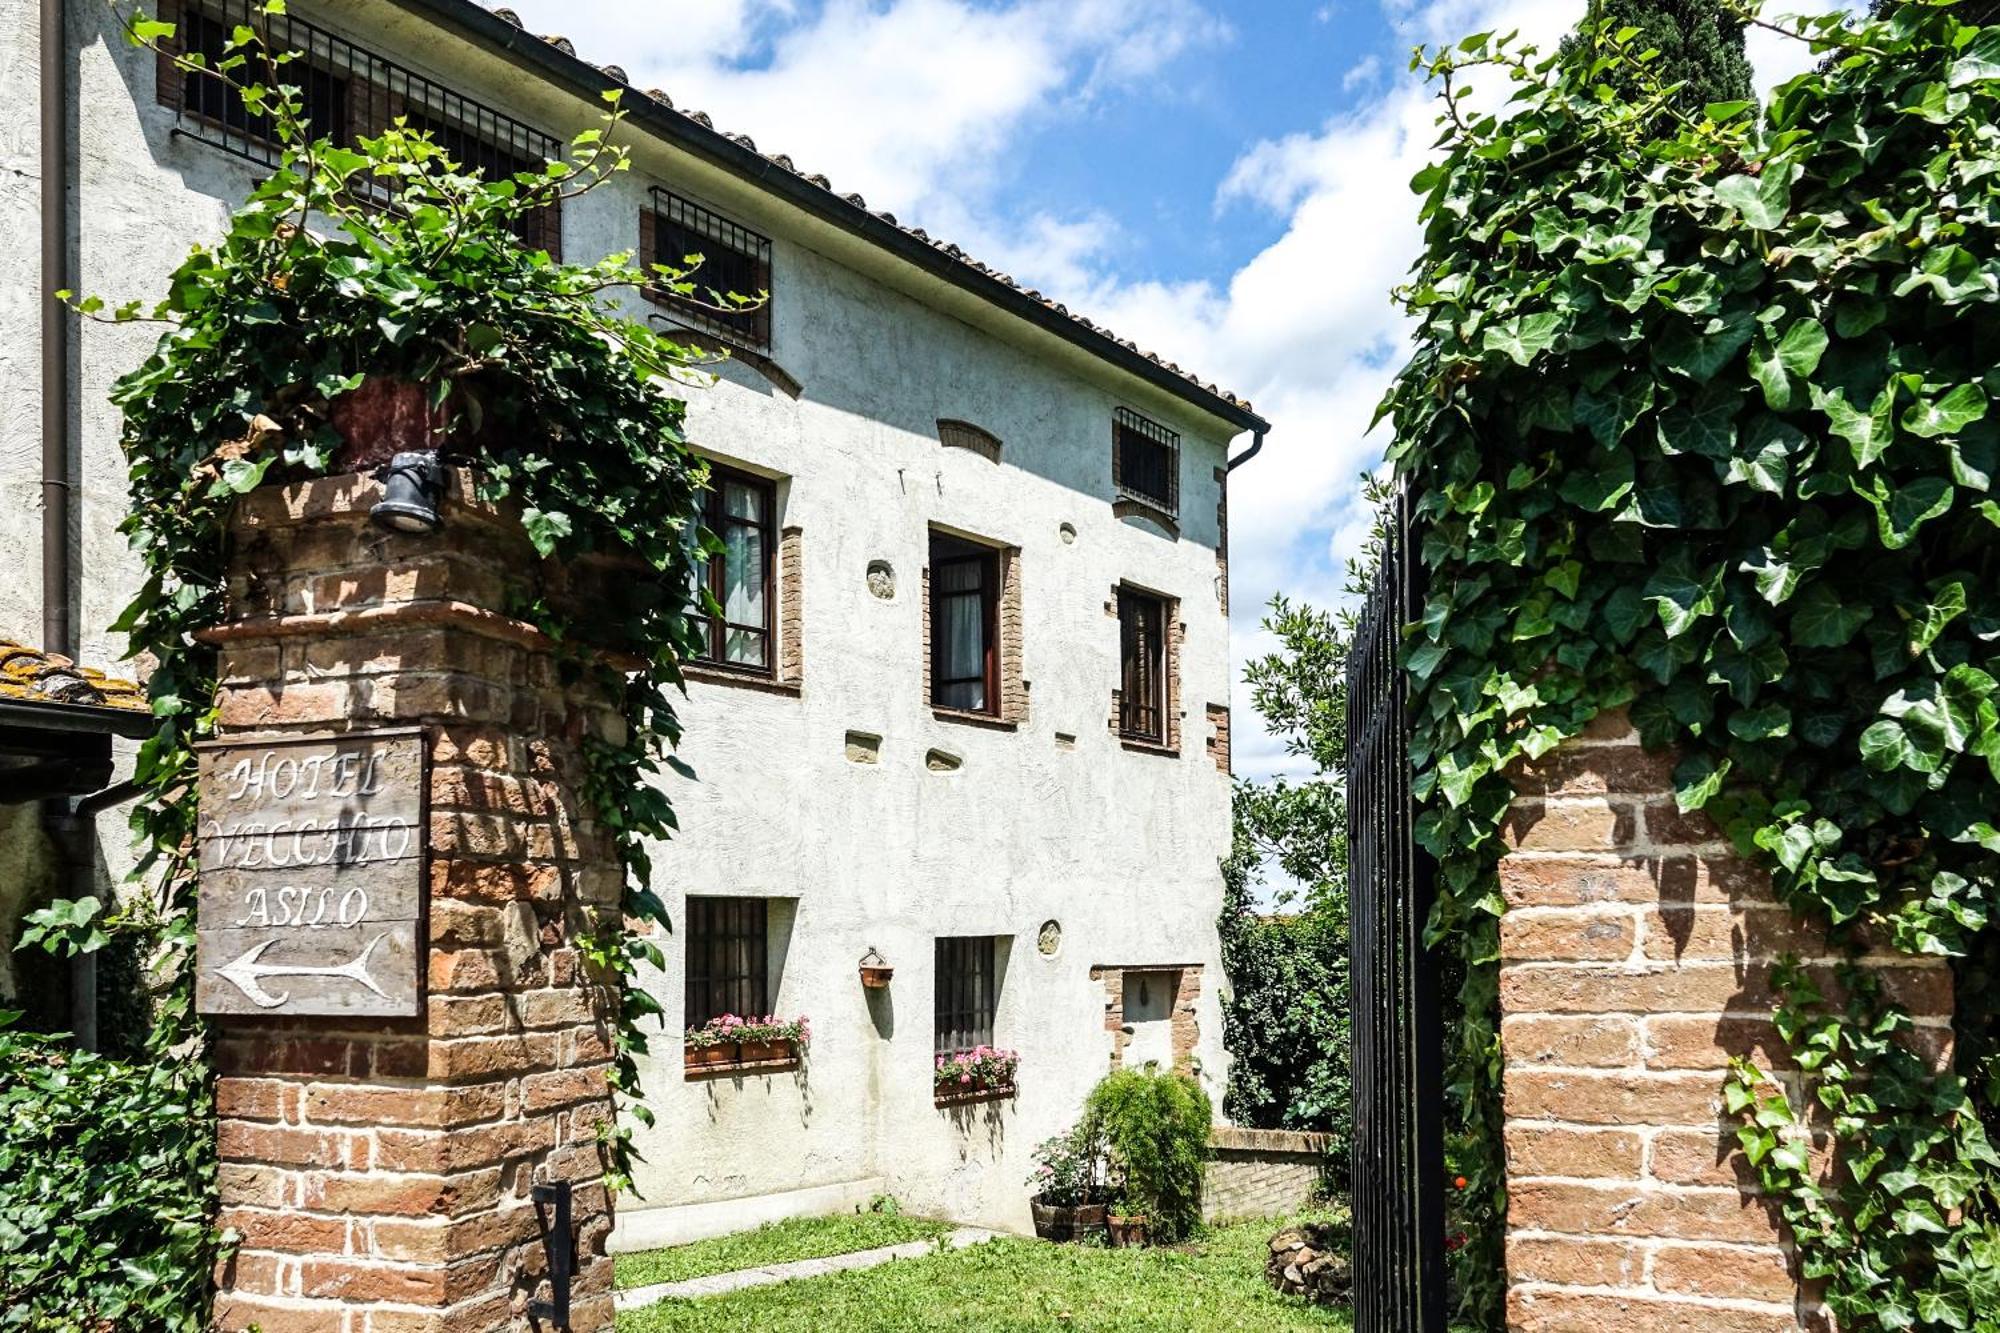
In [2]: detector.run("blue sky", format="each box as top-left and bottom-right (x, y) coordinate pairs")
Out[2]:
(498, 0), (1845, 785)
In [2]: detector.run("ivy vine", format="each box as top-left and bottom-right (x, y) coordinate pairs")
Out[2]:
(30, 0), (725, 1236)
(1382, 4), (2000, 1326)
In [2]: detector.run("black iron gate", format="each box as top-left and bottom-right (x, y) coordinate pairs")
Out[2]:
(1346, 486), (1446, 1332)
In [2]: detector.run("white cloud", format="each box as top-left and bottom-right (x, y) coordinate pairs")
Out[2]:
(497, 0), (1229, 214)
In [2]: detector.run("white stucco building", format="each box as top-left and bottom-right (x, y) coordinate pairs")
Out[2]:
(3, 0), (1267, 1242)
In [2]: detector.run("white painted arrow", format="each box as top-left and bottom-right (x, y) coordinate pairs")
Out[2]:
(215, 934), (392, 1009)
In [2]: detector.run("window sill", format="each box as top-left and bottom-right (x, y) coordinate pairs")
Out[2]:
(1119, 735), (1180, 758)
(935, 1082), (1017, 1109)
(684, 663), (802, 698)
(684, 1039), (802, 1080)
(933, 708), (1017, 732)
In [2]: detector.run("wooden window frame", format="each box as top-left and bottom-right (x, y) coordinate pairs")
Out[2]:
(928, 534), (1000, 717)
(1112, 407), (1181, 517)
(934, 936), (998, 1058)
(1118, 585), (1168, 745)
(694, 464), (778, 677)
(683, 896), (770, 1028)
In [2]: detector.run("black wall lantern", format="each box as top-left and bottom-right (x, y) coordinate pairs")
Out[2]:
(369, 451), (447, 535)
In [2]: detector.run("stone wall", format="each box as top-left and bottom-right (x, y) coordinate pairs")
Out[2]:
(204, 473), (622, 1333)
(1204, 1127), (1329, 1223)
(1498, 713), (1955, 1330)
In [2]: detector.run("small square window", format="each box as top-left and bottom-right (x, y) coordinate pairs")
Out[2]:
(934, 936), (998, 1057)
(1113, 408), (1180, 515)
(684, 896), (769, 1028)
(646, 189), (773, 352)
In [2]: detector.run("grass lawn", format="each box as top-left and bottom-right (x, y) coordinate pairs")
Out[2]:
(615, 1212), (954, 1289)
(616, 1216), (1354, 1331)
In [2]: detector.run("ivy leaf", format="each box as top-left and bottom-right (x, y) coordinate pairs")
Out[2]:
(1814, 380), (1899, 469)
(521, 507), (573, 555)
(1729, 704), (1792, 742)
(1483, 312), (1564, 366)
(1777, 318), (1830, 379)
(1902, 383), (1989, 439)
(1644, 557), (1716, 639)
(1948, 28), (2000, 88)
(1575, 380), (1654, 449)
(1859, 474), (1954, 550)
(1556, 448), (1636, 511)
(1715, 165), (1794, 230)
(1674, 753), (1731, 810)
(1791, 584), (1871, 647)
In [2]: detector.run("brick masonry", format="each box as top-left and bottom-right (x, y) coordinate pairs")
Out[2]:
(778, 525), (804, 687)
(1089, 964), (1202, 1073)
(1204, 1127), (1328, 1223)
(200, 472), (621, 1333)
(1499, 712), (1955, 1332)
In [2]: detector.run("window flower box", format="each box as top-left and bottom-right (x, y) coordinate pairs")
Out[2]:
(934, 1046), (1019, 1107)
(684, 1014), (809, 1079)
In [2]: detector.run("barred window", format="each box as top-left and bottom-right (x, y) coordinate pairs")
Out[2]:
(684, 897), (768, 1028)
(645, 189), (773, 352)
(1119, 586), (1167, 744)
(934, 936), (997, 1057)
(691, 465), (776, 673)
(159, 0), (563, 254)
(1113, 408), (1180, 515)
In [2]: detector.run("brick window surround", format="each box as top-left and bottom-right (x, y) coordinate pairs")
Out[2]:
(1090, 964), (1202, 1072)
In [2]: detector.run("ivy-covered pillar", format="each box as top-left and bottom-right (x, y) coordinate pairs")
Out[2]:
(199, 470), (623, 1332)
(1497, 714), (1956, 1330)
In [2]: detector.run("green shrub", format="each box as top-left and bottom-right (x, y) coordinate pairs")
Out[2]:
(0, 1023), (220, 1331)
(1082, 1067), (1212, 1243)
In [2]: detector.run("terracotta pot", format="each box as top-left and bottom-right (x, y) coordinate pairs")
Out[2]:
(684, 1042), (737, 1069)
(738, 1038), (794, 1064)
(1030, 1196), (1108, 1244)
(1107, 1214), (1150, 1249)
(860, 965), (894, 989)
(328, 376), (444, 470)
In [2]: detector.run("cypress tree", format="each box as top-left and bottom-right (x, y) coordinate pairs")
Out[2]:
(1562, 0), (1755, 110)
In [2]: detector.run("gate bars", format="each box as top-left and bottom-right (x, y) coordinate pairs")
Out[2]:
(1346, 485), (1446, 1331)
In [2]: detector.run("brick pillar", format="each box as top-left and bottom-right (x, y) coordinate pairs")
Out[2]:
(1497, 712), (1954, 1331)
(202, 473), (622, 1333)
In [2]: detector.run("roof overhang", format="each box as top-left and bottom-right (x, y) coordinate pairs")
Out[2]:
(0, 700), (154, 805)
(379, 0), (1270, 437)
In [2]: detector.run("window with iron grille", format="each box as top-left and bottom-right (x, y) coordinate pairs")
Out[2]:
(690, 464), (776, 674)
(684, 897), (769, 1028)
(1119, 586), (1168, 744)
(929, 533), (998, 715)
(934, 936), (997, 1057)
(1113, 408), (1180, 516)
(646, 188), (773, 352)
(159, 0), (563, 254)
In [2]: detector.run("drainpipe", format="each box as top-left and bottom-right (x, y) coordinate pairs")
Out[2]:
(1225, 427), (1265, 473)
(40, 0), (97, 1051)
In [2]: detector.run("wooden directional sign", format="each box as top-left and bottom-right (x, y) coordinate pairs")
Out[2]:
(195, 730), (427, 1017)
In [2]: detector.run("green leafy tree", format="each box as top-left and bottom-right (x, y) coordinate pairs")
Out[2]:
(1217, 597), (1353, 1173)
(1560, 0), (1754, 111)
(1083, 1067), (1213, 1243)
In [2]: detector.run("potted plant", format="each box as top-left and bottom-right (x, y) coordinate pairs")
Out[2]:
(858, 946), (893, 989)
(1026, 1123), (1108, 1243)
(1082, 1066), (1213, 1246)
(933, 1046), (1020, 1104)
(684, 1014), (811, 1071)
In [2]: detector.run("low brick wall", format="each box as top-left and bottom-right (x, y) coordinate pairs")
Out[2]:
(1204, 1127), (1330, 1222)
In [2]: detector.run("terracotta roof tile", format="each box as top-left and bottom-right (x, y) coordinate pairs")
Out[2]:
(475, 2), (1256, 418)
(0, 642), (150, 714)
